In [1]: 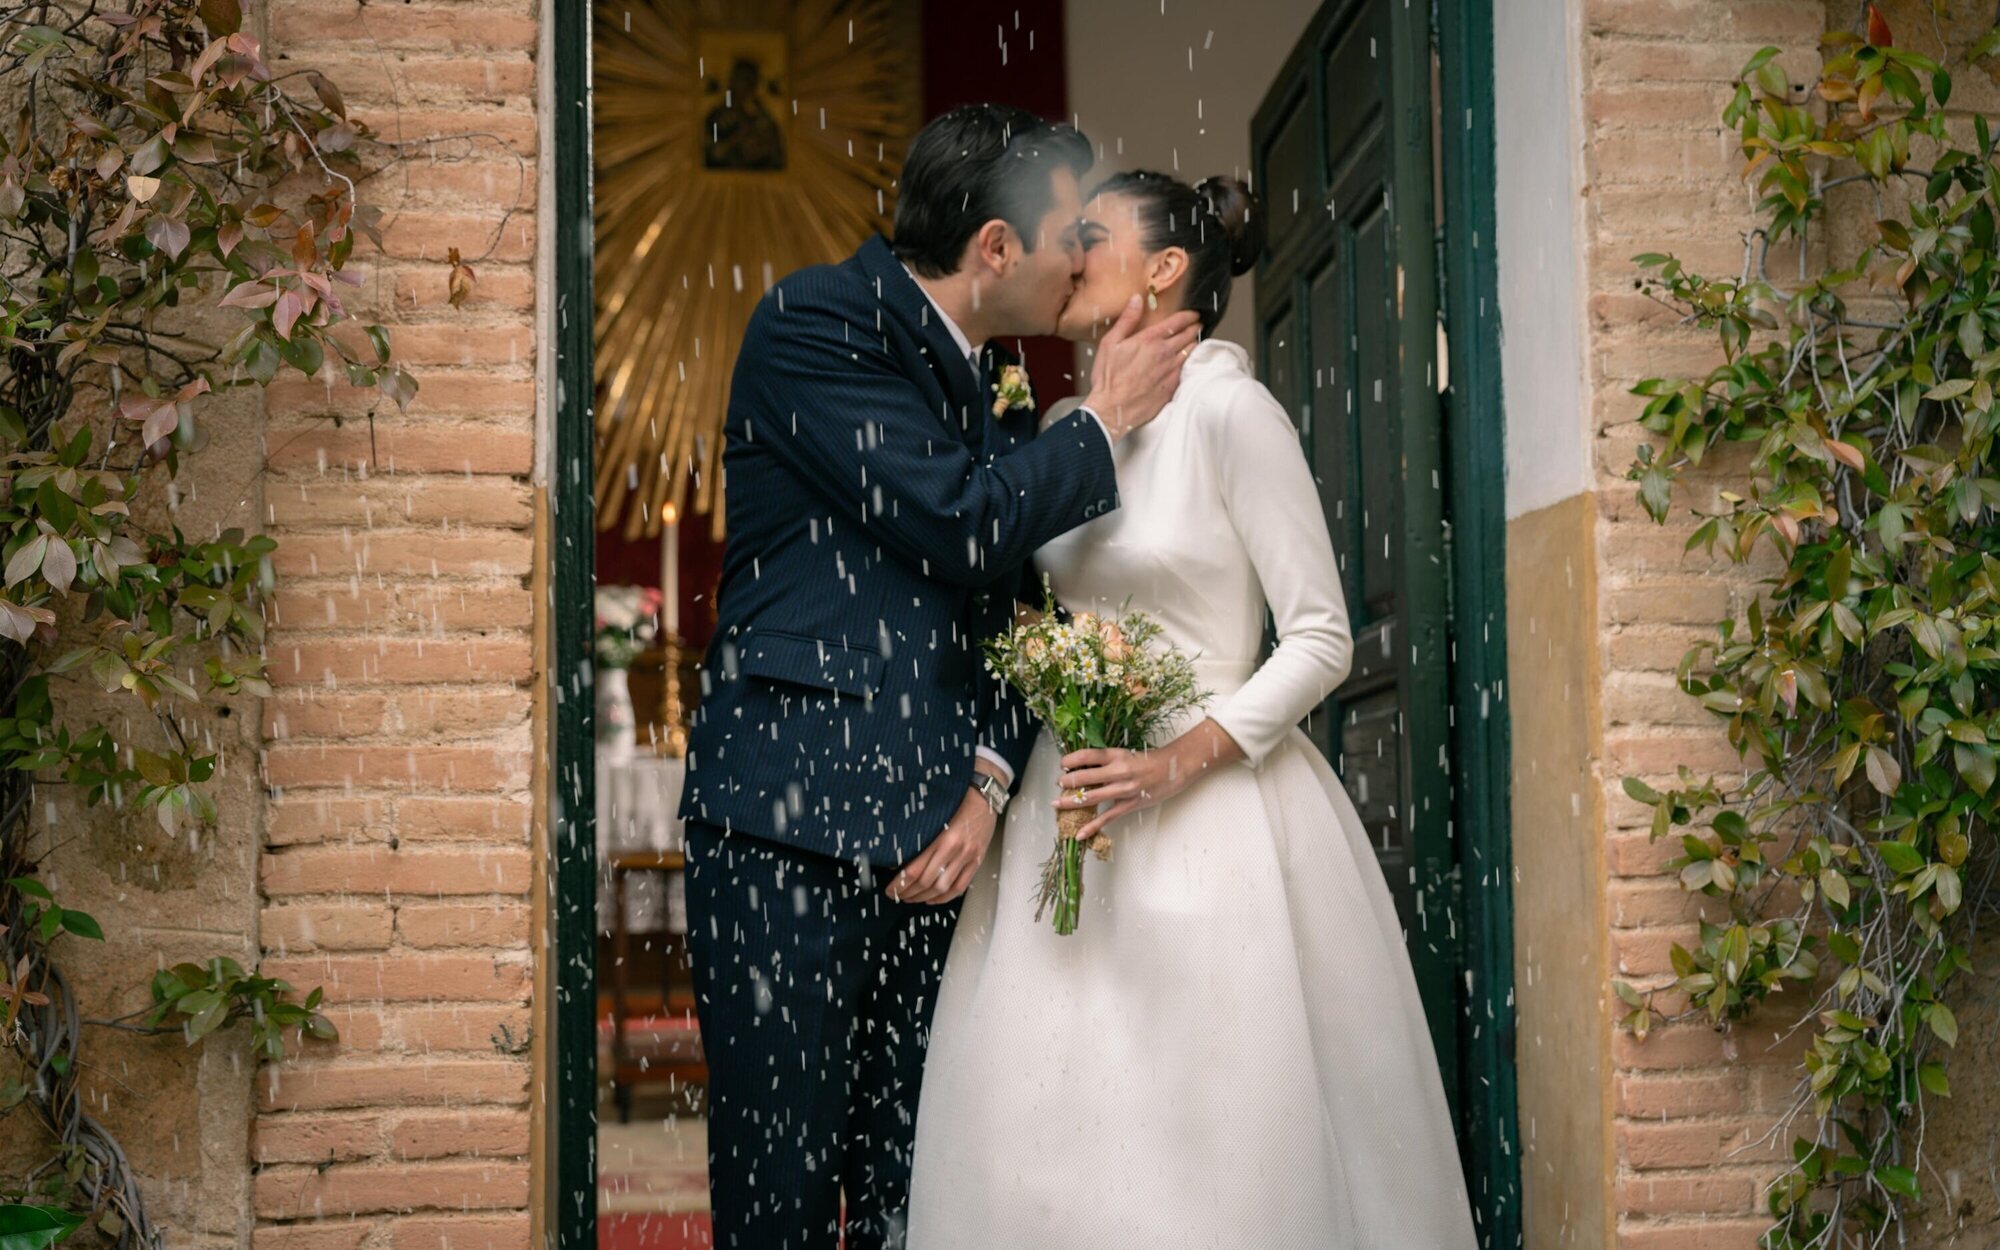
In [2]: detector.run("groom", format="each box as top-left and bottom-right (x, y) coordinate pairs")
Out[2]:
(679, 104), (1201, 1247)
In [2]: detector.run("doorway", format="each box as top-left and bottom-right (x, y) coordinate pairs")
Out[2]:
(550, 1), (1519, 1245)
(1252, 0), (1519, 1241)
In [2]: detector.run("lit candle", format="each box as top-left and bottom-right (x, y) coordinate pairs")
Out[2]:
(661, 503), (681, 639)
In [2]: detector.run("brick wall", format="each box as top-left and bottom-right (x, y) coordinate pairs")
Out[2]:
(250, 3), (539, 1248)
(1579, 2), (1828, 1246)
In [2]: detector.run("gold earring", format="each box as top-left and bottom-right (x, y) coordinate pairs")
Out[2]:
(1146, 285), (1159, 311)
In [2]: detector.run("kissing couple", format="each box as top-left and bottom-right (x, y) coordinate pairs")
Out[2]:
(678, 104), (1476, 1248)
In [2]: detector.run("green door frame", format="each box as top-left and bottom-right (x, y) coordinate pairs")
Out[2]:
(545, 1), (1516, 1244)
(550, 0), (597, 1244)
(1436, 1), (1522, 1244)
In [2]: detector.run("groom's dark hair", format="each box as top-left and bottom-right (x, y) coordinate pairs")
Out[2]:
(893, 104), (1093, 279)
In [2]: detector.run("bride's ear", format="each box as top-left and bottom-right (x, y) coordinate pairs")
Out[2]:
(1149, 247), (1191, 297)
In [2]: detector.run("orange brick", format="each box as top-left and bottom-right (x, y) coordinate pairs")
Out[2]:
(395, 902), (531, 948)
(1613, 925), (1700, 977)
(253, 1112), (384, 1165)
(1619, 1118), (1791, 1170)
(265, 373), (535, 421)
(262, 846), (532, 897)
(265, 477), (534, 529)
(267, 688), (529, 741)
(263, 744), (532, 792)
(377, 321), (535, 367)
(1616, 1217), (1771, 1249)
(1614, 1071), (1750, 1119)
(260, 953), (529, 1006)
(254, 1160), (529, 1218)
(1615, 1169), (1762, 1216)
(267, 796), (391, 847)
(267, 52), (534, 103)
(350, 108), (537, 155)
(265, 637), (532, 687)
(388, 1214), (531, 1250)
(269, 3), (538, 54)
(264, 421), (534, 476)
(389, 1109), (530, 1160)
(262, 903), (395, 953)
(375, 1003), (532, 1053)
(371, 213), (536, 264)
(258, 1060), (528, 1112)
(267, 585), (533, 635)
(391, 263), (536, 312)
(267, 531), (532, 579)
(251, 1223), (373, 1250)
(396, 797), (533, 843)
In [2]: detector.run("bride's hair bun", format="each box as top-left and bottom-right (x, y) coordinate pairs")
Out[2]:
(1195, 176), (1263, 278)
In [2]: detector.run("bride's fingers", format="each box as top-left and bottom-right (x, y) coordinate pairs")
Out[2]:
(1055, 766), (1120, 792)
(1058, 748), (1114, 771)
(1078, 801), (1139, 840)
(1054, 780), (1135, 807)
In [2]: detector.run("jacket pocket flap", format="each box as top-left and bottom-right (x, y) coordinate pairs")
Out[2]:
(737, 631), (882, 698)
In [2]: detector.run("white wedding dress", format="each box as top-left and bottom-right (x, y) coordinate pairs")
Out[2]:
(906, 340), (1477, 1248)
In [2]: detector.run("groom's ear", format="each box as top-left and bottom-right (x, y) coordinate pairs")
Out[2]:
(969, 218), (1014, 277)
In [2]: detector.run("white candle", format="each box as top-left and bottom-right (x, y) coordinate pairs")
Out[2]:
(662, 503), (681, 638)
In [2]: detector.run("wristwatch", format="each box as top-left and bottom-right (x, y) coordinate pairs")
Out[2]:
(971, 770), (1010, 817)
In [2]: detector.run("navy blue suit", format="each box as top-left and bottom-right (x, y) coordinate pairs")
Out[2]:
(678, 234), (1118, 1247)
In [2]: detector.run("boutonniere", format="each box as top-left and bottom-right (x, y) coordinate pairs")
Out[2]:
(990, 363), (1034, 418)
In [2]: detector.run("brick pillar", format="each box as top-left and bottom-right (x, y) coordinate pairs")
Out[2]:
(250, 4), (539, 1248)
(1579, 2), (1828, 1246)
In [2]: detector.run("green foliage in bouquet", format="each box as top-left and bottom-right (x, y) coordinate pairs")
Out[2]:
(984, 592), (1206, 933)
(1619, 10), (2000, 1245)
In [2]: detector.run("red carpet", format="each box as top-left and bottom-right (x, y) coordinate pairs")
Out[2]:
(598, 1213), (712, 1250)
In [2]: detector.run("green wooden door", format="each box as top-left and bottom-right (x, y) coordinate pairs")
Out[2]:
(1252, 0), (1458, 1108)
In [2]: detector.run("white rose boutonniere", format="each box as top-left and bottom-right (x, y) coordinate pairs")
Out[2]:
(991, 363), (1034, 418)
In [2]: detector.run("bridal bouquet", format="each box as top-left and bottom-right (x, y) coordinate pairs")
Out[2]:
(984, 596), (1206, 934)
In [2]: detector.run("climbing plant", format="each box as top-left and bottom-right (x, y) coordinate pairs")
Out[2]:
(0, 2), (422, 1243)
(1621, 8), (2000, 1247)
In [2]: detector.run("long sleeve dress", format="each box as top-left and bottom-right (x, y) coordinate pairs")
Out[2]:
(906, 339), (1478, 1248)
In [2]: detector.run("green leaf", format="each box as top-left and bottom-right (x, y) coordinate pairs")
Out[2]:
(0, 1203), (84, 1250)
(58, 909), (103, 941)
(5, 876), (52, 901)
(1622, 777), (1663, 805)
(1918, 1062), (1950, 1097)
(1876, 840), (1925, 875)
(1927, 1002), (1959, 1047)
(1875, 1164), (1921, 1200)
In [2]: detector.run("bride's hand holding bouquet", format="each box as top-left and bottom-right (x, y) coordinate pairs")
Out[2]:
(984, 595), (1208, 934)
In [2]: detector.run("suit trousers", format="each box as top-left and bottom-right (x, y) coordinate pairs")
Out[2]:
(684, 820), (959, 1249)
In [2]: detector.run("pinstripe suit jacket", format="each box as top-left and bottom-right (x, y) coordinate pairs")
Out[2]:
(678, 234), (1119, 865)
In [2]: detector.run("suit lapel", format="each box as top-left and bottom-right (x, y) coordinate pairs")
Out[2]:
(856, 235), (985, 442)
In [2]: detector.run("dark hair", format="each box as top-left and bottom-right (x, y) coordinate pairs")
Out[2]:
(1090, 170), (1264, 334)
(892, 104), (1094, 278)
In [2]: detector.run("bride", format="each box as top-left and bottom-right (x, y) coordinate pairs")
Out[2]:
(906, 171), (1478, 1247)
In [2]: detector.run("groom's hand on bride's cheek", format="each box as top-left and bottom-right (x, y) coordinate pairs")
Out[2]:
(886, 788), (996, 905)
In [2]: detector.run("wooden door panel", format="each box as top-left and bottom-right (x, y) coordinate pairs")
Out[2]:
(1254, 0), (1458, 1113)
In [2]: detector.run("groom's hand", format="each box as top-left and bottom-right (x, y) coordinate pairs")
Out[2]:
(887, 777), (999, 905)
(1085, 298), (1202, 443)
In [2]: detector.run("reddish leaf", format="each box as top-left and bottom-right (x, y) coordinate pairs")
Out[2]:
(1866, 4), (1892, 48)
(198, 0), (244, 37)
(216, 220), (244, 258)
(272, 288), (307, 340)
(217, 281), (276, 309)
(142, 404), (179, 448)
(292, 224), (317, 269)
(143, 215), (190, 260)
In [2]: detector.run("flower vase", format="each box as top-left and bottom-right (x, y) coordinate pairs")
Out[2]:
(596, 665), (637, 764)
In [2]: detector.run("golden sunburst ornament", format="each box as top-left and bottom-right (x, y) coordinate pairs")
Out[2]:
(592, 0), (920, 539)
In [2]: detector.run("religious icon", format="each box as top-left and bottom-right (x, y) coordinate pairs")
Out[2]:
(703, 55), (785, 170)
